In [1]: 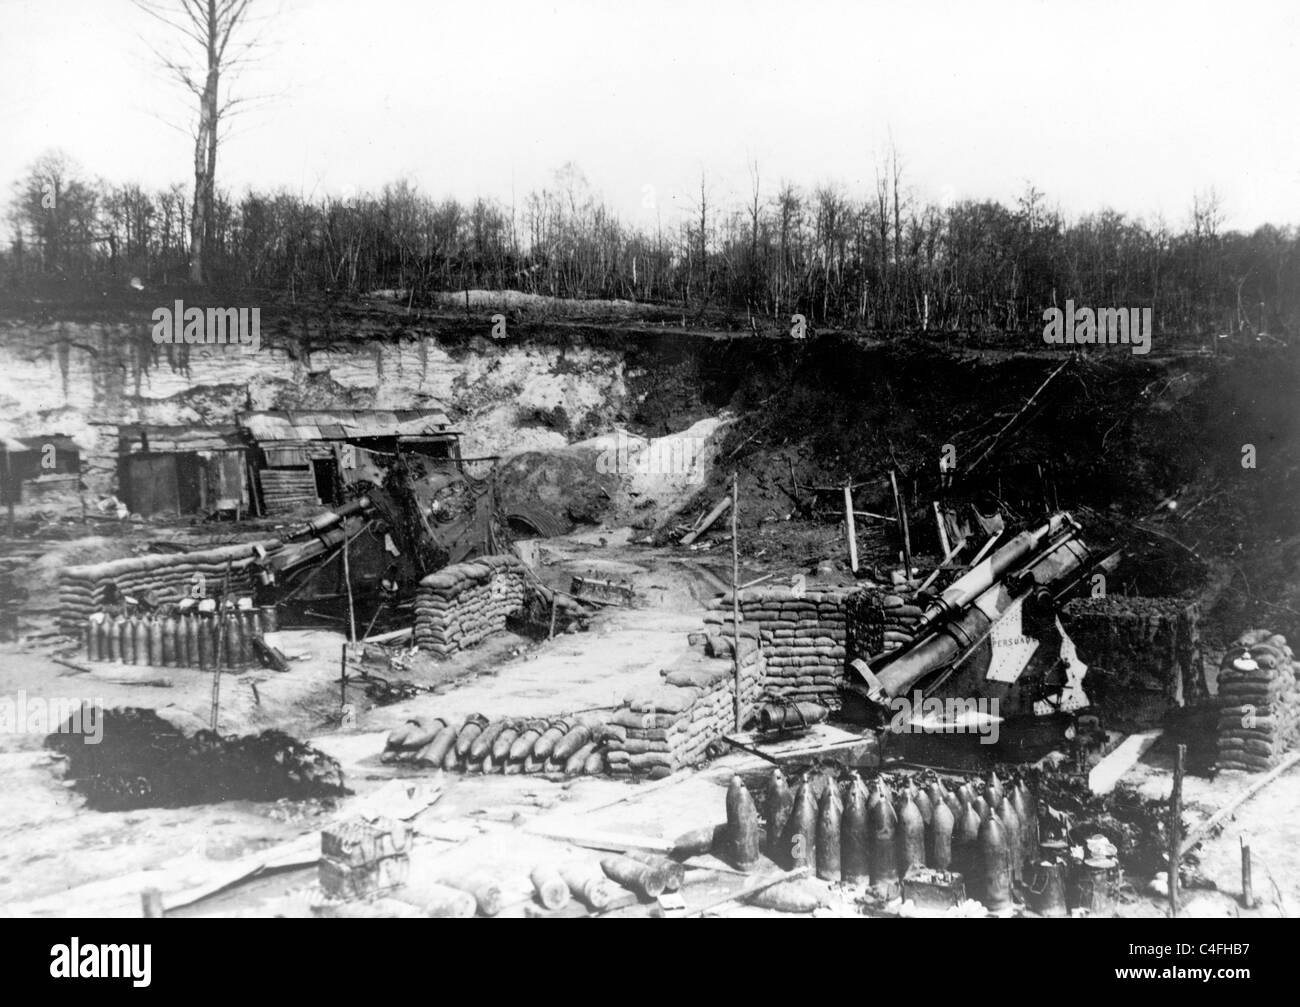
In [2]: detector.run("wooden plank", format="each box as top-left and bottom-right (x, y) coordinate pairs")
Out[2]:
(681, 866), (811, 918)
(522, 820), (675, 854)
(681, 495), (731, 546)
(1088, 730), (1163, 794)
(725, 723), (862, 757)
(844, 485), (859, 573)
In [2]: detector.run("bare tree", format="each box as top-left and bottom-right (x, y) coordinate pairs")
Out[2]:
(135, 0), (259, 284)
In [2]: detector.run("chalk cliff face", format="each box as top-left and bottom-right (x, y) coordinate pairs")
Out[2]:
(0, 317), (638, 496)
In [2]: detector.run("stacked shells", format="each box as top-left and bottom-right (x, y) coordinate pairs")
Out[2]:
(84, 607), (264, 669)
(59, 541), (277, 632)
(1216, 629), (1300, 773)
(381, 713), (611, 776)
(412, 555), (527, 658)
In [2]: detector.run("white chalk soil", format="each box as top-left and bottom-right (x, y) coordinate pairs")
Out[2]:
(2, 529), (1298, 918)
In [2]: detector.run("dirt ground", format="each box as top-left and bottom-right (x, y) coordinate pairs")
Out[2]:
(1, 524), (1298, 918)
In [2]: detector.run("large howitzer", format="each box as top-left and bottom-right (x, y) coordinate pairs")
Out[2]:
(852, 512), (1096, 706)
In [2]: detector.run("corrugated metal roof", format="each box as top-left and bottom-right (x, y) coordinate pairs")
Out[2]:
(239, 409), (453, 442)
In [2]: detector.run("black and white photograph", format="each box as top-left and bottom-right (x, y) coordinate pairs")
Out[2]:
(0, 0), (1295, 956)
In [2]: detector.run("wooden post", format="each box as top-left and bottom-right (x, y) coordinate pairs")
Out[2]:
(341, 526), (357, 644)
(889, 469), (912, 582)
(932, 501), (950, 557)
(731, 472), (741, 731)
(547, 595), (558, 640)
(210, 614), (225, 732)
(3, 448), (13, 538)
(1240, 835), (1257, 909)
(141, 888), (163, 918)
(340, 642), (348, 711)
(843, 485), (858, 574)
(1169, 743), (1185, 917)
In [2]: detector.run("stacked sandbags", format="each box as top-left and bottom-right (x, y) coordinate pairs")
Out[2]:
(1061, 596), (1209, 718)
(845, 588), (924, 661)
(412, 555), (527, 658)
(706, 587), (850, 708)
(1216, 630), (1300, 773)
(604, 645), (762, 780)
(58, 540), (279, 632)
(380, 712), (612, 776)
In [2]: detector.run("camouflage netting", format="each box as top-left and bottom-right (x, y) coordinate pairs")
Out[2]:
(1060, 596), (1207, 726)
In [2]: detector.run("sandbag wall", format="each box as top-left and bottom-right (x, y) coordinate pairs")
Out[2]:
(604, 630), (764, 780)
(845, 587), (925, 662)
(1216, 630), (1300, 773)
(58, 541), (281, 632)
(704, 587), (850, 708)
(1060, 596), (1208, 724)
(413, 555), (528, 657)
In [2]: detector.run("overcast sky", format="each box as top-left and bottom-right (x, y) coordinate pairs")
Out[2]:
(1, 0), (1296, 231)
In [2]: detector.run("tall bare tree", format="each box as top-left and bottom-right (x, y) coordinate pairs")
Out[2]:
(136, 0), (258, 284)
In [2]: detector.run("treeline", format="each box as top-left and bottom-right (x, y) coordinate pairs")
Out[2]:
(5, 150), (1298, 338)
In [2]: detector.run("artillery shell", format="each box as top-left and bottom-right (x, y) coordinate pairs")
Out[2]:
(869, 779), (898, 886)
(816, 784), (843, 881)
(725, 775), (761, 871)
(386, 720), (419, 750)
(530, 866), (570, 910)
(627, 851), (684, 892)
(421, 724), (458, 767)
(509, 721), (545, 762)
(601, 855), (667, 899)
(491, 722), (521, 762)
(454, 714), (489, 758)
(400, 879), (476, 918)
(928, 795), (954, 870)
(749, 878), (828, 913)
(996, 793), (1023, 884)
(669, 823), (725, 859)
(783, 778), (818, 871)
(952, 802), (983, 887)
(439, 873), (503, 916)
(531, 721), (569, 761)
(403, 718), (447, 752)
(553, 724), (591, 763)
(913, 784), (933, 827)
(763, 768), (794, 858)
(564, 741), (598, 776)
(896, 791), (926, 877)
(841, 774), (870, 884)
(559, 863), (615, 910)
(979, 807), (1013, 911)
